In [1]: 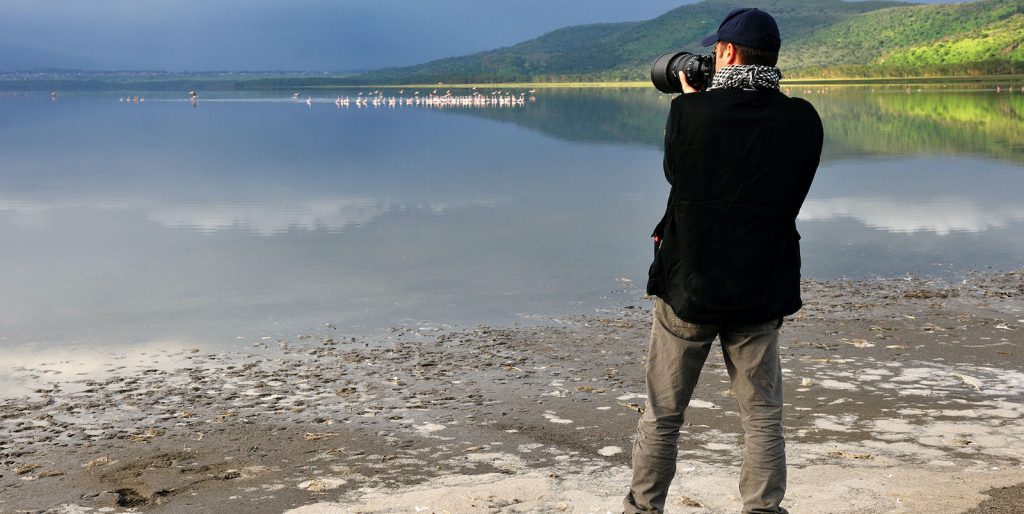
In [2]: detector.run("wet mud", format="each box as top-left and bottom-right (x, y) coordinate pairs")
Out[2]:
(2, 271), (1022, 513)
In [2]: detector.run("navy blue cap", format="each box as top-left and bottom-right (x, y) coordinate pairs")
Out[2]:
(700, 7), (781, 52)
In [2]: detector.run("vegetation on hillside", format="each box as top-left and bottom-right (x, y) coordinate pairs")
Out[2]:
(780, 0), (1022, 67)
(357, 0), (1024, 84)
(879, 14), (1024, 66)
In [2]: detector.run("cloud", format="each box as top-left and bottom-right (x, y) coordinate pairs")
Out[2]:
(0, 0), (693, 71)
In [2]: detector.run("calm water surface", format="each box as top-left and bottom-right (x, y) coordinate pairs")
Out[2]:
(1, 87), (1023, 349)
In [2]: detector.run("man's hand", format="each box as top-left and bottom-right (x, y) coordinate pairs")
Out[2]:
(678, 71), (698, 94)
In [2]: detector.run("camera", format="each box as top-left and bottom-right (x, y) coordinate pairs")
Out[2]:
(650, 51), (716, 94)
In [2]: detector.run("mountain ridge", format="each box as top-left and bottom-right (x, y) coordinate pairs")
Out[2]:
(0, 44), (96, 72)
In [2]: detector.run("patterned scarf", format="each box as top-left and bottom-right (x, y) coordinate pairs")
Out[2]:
(707, 64), (783, 91)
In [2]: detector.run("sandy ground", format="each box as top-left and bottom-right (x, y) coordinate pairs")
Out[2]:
(2, 270), (1023, 513)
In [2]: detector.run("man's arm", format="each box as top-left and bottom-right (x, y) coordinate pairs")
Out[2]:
(663, 97), (682, 186)
(663, 73), (696, 185)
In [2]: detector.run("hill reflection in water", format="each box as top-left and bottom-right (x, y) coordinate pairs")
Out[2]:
(460, 85), (1024, 163)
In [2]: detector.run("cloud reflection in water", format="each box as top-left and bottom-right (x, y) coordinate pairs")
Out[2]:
(0, 195), (507, 235)
(800, 196), (1024, 235)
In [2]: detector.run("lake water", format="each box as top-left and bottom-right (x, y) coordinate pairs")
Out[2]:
(1, 86), (1023, 349)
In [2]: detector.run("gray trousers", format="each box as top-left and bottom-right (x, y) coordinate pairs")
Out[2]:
(624, 298), (788, 514)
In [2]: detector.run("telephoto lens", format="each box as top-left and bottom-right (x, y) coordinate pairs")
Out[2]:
(650, 51), (716, 94)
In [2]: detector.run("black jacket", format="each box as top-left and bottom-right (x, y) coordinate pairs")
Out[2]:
(647, 88), (823, 324)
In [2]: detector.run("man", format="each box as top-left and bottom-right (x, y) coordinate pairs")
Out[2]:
(624, 8), (823, 514)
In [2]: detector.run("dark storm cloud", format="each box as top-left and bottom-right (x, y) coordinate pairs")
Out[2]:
(0, 0), (961, 72)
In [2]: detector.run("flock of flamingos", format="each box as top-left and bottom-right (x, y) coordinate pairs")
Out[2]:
(107, 83), (1024, 109)
(298, 88), (538, 109)
(110, 88), (538, 109)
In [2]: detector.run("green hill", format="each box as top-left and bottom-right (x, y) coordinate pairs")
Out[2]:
(356, 0), (1024, 84)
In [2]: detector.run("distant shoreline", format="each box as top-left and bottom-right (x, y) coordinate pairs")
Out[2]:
(3, 73), (1023, 92)
(351, 74), (1024, 89)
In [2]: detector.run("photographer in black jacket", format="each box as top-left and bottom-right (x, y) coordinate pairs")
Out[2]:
(624, 8), (823, 514)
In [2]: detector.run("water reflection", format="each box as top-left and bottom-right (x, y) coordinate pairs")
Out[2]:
(814, 88), (1024, 163)
(0, 194), (510, 235)
(0, 89), (1022, 348)
(0, 95), (662, 346)
(464, 86), (1024, 163)
(800, 156), (1024, 235)
(800, 196), (1024, 235)
(148, 197), (506, 235)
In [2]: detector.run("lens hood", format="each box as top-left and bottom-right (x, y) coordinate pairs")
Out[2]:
(651, 52), (683, 94)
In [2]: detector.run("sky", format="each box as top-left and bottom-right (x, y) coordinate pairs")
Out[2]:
(0, 0), (965, 72)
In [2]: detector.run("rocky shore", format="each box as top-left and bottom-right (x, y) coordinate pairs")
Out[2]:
(2, 271), (1023, 513)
